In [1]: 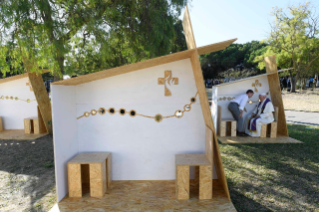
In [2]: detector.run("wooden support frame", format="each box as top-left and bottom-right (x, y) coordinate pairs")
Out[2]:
(265, 56), (288, 136)
(28, 73), (52, 134)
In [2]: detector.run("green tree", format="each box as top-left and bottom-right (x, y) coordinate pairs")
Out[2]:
(0, 0), (189, 79)
(256, 2), (319, 92)
(200, 41), (267, 79)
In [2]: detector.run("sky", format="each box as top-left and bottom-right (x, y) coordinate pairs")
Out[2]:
(181, 0), (317, 46)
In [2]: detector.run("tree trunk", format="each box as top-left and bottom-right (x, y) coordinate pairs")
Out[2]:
(54, 54), (64, 82)
(288, 70), (296, 92)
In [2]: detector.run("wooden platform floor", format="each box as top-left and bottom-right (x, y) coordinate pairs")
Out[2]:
(0, 130), (47, 141)
(56, 180), (236, 212)
(218, 135), (302, 144)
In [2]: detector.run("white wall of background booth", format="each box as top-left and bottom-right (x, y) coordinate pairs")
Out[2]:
(0, 77), (38, 129)
(52, 59), (218, 202)
(211, 75), (271, 132)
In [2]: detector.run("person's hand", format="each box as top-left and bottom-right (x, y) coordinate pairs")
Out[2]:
(239, 111), (243, 118)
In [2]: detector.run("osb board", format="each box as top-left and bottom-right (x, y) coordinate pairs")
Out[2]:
(51, 49), (195, 86)
(199, 165), (212, 199)
(0, 130), (47, 141)
(190, 50), (230, 200)
(89, 163), (104, 197)
(28, 73), (52, 134)
(176, 165), (190, 199)
(175, 154), (210, 166)
(182, 5), (197, 50)
(218, 135), (303, 144)
(197, 39), (237, 55)
(68, 163), (82, 197)
(205, 126), (213, 164)
(56, 180), (236, 212)
(0, 70), (49, 84)
(68, 152), (111, 164)
(265, 56), (289, 136)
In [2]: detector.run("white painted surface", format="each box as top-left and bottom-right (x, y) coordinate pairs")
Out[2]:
(212, 75), (271, 132)
(52, 58), (217, 202)
(51, 86), (78, 202)
(0, 77), (38, 129)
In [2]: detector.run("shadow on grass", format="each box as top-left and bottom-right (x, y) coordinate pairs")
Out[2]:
(221, 124), (319, 212)
(0, 135), (55, 211)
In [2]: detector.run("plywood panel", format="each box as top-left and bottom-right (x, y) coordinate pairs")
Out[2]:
(197, 39), (237, 55)
(270, 122), (277, 138)
(57, 180), (237, 211)
(28, 73), (52, 134)
(0, 129), (47, 140)
(218, 135), (303, 144)
(199, 166), (212, 199)
(205, 126), (213, 164)
(33, 119), (40, 134)
(194, 166), (199, 186)
(220, 121), (226, 137)
(176, 154), (210, 166)
(69, 153), (111, 164)
(182, 5), (197, 50)
(231, 121), (236, 137)
(260, 125), (267, 138)
(265, 56), (288, 136)
(24, 119), (31, 134)
(190, 50), (230, 200)
(68, 163), (82, 197)
(0, 117), (3, 132)
(176, 166), (189, 199)
(37, 106), (47, 133)
(107, 155), (112, 188)
(90, 163), (104, 197)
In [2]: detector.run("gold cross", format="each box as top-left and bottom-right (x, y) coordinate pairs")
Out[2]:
(26, 80), (33, 91)
(252, 79), (262, 92)
(158, 70), (178, 96)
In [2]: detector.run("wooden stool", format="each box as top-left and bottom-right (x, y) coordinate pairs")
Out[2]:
(67, 152), (112, 198)
(220, 119), (236, 137)
(0, 117), (3, 132)
(260, 106), (279, 138)
(175, 154), (212, 200)
(24, 118), (37, 134)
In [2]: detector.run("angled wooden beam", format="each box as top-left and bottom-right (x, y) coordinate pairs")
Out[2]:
(197, 38), (237, 55)
(182, 5), (197, 50)
(28, 73), (52, 134)
(265, 55), (288, 136)
(190, 50), (230, 200)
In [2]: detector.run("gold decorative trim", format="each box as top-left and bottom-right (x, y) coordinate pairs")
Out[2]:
(0, 95), (36, 103)
(98, 107), (106, 115)
(77, 91), (199, 122)
(174, 110), (184, 118)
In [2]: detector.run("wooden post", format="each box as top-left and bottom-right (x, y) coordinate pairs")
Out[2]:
(220, 121), (226, 137)
(231, 121), (237, 137)
(270, 122), (277, 138)
(28, 73), (52, 134)
(24, 119), (31, 134)
(176, 166), (189, 199)
(260, 125), (267, 138)
(0, 117), (3, 132)
(68, 163), (82, 197)
(90, 163), (105, 197)
(199, 165), (212, 199)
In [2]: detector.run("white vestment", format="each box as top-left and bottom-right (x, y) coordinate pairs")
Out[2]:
(244, 98), (274, 137)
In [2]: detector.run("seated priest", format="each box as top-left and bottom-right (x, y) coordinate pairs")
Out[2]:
(244, 93), (274, 137)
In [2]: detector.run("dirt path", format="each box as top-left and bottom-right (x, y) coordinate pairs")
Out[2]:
(0, 135), (56, 212)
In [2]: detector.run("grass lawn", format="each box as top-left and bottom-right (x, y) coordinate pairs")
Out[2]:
(0, 124), (318, 211)
(220, 124), (319, 211)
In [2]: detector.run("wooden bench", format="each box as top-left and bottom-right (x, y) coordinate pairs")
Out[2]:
(67, 152), (112, 198)
(260, 106), (279, 138)
(0, 117), (3, 132)
(175, 154), (212, 200)
(218, 106), (237, 137)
